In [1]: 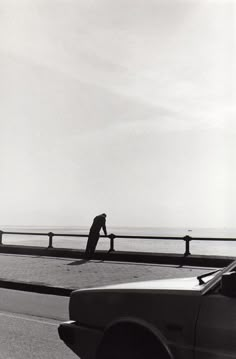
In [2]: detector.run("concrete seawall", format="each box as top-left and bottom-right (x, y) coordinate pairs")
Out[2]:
(0, 243), (234, 268)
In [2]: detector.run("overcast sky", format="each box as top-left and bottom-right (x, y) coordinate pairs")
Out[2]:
(0, 0), (235, 228)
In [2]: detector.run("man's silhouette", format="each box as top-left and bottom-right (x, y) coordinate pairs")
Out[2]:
(85, 213), (107, 258)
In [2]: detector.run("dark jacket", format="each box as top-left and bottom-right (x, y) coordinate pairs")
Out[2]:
(90, 215), (107, 236)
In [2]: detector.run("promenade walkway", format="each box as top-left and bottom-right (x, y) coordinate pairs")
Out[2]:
(0, 253), (214, 296)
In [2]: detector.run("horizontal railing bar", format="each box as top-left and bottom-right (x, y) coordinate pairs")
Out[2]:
(111, 236), (236, 242)
(0, 233), (194, 240)
(104, 235), (183, 240)
(184, 237), (236, 241)
(2, 231), (236, 241)
(2, 230), (236, 256)
(112, 236), (236, 242)
(3, 231), (50, 236)
(106, 234), (236, 241)
(2, 232), (182, 239)
(52, 233), (88, 238)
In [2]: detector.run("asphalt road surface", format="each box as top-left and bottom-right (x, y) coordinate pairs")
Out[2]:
(0, 288), (77, 358)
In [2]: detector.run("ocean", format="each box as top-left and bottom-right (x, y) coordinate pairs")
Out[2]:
(1, 226), (236, 257)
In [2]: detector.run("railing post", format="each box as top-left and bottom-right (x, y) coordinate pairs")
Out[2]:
(184, 235), (191, 256)
(108, 233), (116, 252)
(0, 230), (3, 245)
(48, 232), (54, 248)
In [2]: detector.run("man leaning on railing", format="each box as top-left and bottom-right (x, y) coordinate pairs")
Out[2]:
(85, 213), (108, 259)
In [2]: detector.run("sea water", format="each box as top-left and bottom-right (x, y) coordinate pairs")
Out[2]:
(1, 226), (236, 257)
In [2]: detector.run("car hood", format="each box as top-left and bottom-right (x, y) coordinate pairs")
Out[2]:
(82, 276), (204, 293)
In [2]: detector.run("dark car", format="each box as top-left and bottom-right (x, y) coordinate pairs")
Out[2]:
(59, 260), (236, 359)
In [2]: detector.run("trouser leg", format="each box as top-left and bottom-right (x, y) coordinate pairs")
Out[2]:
(85, 233), (99, 258)
(89, 235), (100, 256)
(85, 235), (93, 257)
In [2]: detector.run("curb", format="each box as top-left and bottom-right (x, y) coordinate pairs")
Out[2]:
(0, 278), (74, 296)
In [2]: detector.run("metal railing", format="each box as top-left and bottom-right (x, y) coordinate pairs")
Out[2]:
(0, 230), (236, 256)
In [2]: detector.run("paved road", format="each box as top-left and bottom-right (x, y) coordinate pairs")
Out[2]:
(0, 254), (211, 291)
(0, 287), (69, 320)
(0, 288), (76, 358)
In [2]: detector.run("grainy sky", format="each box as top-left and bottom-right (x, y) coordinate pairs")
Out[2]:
(0, 0), (235, 227)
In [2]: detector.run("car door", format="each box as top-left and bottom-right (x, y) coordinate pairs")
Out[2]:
(195, 290), (236, 359)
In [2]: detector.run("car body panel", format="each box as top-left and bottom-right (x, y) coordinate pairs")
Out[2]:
(59, 260), (236, 359)
(196, 294), (236, 358)
(68, 281), (202, 358)
(58, 321), (103, 359)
